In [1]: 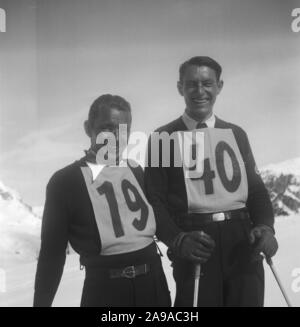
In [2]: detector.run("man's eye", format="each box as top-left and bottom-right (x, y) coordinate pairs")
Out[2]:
(186, 83), (196, 88)
(185, 82), (214, 88)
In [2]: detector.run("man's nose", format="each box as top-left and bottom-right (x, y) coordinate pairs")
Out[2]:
(195, 84), (205, 95)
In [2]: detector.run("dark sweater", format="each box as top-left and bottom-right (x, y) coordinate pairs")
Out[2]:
(144, 116), (274, 242)
(33, 157), (159, 306)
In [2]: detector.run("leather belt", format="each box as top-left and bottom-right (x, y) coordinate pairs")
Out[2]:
(177, 208), (249, 229)
(109, 264), (150, 279)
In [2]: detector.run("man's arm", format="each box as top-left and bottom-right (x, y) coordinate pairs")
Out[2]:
(33, 174), (69, 307)
(241, 130), (275, 230)
(144, 165), (183, 247)
(240, 131), (278, 257)
(144, 135), (183, 247)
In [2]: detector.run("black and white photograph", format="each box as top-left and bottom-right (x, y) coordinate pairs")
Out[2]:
(0, 0), (299, 308)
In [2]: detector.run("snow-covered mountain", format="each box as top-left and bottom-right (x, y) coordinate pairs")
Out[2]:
(261, 157), (300, 217)
(0, 180), (41, 266)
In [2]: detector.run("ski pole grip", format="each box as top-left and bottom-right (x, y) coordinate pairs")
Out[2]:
(265, 256), (273, 265)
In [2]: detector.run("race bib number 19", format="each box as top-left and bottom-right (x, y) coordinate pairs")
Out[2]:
(81, 166), (156, 255)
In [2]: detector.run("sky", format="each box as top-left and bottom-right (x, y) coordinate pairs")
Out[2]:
(0, 0), (299, 205)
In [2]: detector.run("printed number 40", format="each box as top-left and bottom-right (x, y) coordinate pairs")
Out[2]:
(190, 141), (242, 195)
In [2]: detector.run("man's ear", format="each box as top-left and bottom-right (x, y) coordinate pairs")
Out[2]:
(217, 80), (224, 95)
(177, 81), (184, 96)
(84, 120), (92, 138)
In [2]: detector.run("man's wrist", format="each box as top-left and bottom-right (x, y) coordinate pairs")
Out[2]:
(254, 224), (275, 235)
(171, 232), (188, 253)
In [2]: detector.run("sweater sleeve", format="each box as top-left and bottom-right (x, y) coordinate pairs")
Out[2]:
(144, 136), (182, 247)
(239, 130), (275, 230)
(33, 173), (69, 307)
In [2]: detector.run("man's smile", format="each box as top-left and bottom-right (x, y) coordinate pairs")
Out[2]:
(191, 97), (210, 105)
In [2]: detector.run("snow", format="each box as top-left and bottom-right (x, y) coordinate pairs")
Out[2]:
(0, 214), (299, 307)
(0, 181), (20, 200)
(285, 189), (300, 202)
(262, 157), (300, 177)
(276, 200), (296, 216)
(0, 181), (41, 266)
(32, 206), (44, 218)
(264, 214), (300, 307)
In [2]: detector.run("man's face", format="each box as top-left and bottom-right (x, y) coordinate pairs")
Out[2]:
(178, 65), (223, 120)
(86, 107), (131, 164)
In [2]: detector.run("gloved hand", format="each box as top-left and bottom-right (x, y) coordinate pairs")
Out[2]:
(249, 225), (278, 258)
(173, 231), (215, 264)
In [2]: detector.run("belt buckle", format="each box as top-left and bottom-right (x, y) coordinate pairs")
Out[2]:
(122, 265), (136, 279)
(212, 212), (225, 222)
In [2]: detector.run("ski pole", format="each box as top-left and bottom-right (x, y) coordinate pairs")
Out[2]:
(265, 256), (292, 307)
(193, 264), (201, 307)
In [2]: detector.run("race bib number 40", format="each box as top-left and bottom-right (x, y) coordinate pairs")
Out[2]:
(81, 166), (156, 255)
(178, 128), (248, 213)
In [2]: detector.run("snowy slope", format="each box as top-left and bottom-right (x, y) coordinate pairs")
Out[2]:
(262, 158), (300, 177)
(0, 181), (41, 266)
(261, 157), (300, 216)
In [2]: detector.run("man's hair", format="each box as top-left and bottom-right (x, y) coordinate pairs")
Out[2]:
(88, 94), (131, 126)
(179, 56), (222, 82)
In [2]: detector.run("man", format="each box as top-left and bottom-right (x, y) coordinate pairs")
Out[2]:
(144, 56), (278, 307)
(34, 94), (171, 307)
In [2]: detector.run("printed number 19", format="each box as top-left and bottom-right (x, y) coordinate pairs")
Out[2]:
(97, 180), (149, 238)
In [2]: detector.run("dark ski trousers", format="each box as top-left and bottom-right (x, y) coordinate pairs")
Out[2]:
(80, 243), (171, 307)
(173, 217), (265, 307)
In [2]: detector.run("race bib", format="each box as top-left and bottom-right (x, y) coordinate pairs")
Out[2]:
(177, 128), (248, 213)
(81, 165), (156, 255)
